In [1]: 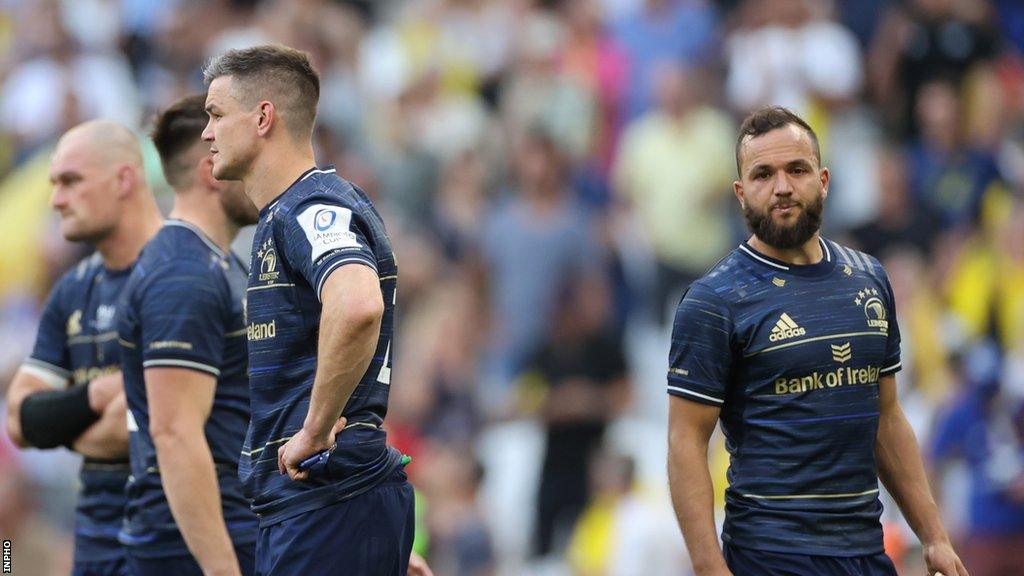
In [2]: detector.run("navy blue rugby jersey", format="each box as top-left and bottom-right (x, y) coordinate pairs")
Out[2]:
(241, 166), (401, 526)
(117, 220), (256, 557)
(668, 238), (902, 557)
(25, 253), (130, 563)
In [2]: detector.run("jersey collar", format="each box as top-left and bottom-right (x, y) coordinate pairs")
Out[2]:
(737, 236), (836, 278)
(261, 165), (339, 218)
(164, 219), (226, 259)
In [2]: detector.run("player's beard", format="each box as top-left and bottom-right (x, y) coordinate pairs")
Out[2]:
(743, 194), (824, 250)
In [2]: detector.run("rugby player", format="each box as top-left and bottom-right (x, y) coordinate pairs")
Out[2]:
(117, 95), (259, 575)
(667, 106), (967, 576)
(5, 120), (163, 576)
(202, 44), (414, 575)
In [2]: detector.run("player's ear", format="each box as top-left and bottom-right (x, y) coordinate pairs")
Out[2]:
(256, 101), (275, 137)
(115, 164), (137, 199)
(819, 167), (829, 199)
(733, 180), (745, 210)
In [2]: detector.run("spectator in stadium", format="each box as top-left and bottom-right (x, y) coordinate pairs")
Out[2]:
(611, 0), (719, 120)
(477, 128), (607, 414)
(869, 0), (999, 138)
(724, 0), (864, 116)
(420, 444), (495, 576)
(116, 94), (259, 576)
(906, 79), (1003, 233)
(501, 10), (596, 163)
(930, 343), (1024, 576)
(568, 451), (686, 576)
(5, 120), (163, 576)
(612, 62), (734, 322)
(0, 1), (140, 161)
(0, 445), (70, 575)
(559, 0), (630, 173)
(202, 44), (416, 575)
(525, 279), (629, 558)
(850, 145), (939, 260)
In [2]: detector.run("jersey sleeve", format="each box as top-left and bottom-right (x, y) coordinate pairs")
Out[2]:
(876, 262), (902, 376)
(667, 282), (733, 406)
(135, 260), (227, 377)
(24, 278), (73, 387)
(279, 195), (378, 301)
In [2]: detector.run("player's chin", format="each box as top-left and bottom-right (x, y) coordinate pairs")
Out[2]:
(60, 222), (90, 243)
(211, 159), (233, 180)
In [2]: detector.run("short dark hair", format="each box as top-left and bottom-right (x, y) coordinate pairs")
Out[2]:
(203, 44), (320, 140)
(735, 106), (821, 175)
(151, 94), (208, 189)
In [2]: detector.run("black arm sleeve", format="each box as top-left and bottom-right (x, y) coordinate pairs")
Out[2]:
(19, 384), (99, 449)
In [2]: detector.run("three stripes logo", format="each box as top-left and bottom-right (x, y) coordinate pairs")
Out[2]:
(769, 313), (806, 342)
(831, 342), (852, 363)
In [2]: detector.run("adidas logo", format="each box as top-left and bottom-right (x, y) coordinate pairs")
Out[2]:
(769, 313), (806, 342)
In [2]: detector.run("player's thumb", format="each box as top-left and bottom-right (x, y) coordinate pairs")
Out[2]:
(329, 416), (348, 439)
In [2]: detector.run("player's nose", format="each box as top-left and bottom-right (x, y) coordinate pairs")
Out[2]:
(772, 172), (793, 195)
(201, 121), (214, 142)
(50, 187), (67, 209)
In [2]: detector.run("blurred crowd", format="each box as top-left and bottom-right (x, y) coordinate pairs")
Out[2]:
(1, 0), (1023, 574)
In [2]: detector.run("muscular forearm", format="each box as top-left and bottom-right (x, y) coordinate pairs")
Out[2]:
(669, 434), (730, 575)
(875, 407), (948, 545)
(72, 393), (129, 459)
(154, 430), (240, 576)
(305, 293), (382, 436)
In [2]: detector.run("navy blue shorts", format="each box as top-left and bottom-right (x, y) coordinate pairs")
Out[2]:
(254, 471), (415, 576)
(72, 557), (127, 576)
(125, 541), (255, 576)
(724, 543), (898, 576)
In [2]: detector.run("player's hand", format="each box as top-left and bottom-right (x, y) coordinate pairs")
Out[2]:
(407, 552), (434, 576)
(923, 539), (968, 576)
(277, 417), (347, 481)
(87, 372), (123, 413)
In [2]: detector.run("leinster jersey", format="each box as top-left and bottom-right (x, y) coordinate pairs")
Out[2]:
(117, 221), (256, 557)
(242, 166), (401, 526)
(24, 253), (130, 564)
(668, 238), (902, 556)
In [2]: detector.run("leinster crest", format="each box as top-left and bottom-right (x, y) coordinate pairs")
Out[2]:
(855, 287), (888, 334)
(257, 238), (279, 283)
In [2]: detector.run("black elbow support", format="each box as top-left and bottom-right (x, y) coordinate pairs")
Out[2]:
(19, 384), (99, 449)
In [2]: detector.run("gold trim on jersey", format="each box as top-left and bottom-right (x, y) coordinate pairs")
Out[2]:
(746, 331), (886, 357)
(67, 331), (118, 345)
(247, 283), (295, 292)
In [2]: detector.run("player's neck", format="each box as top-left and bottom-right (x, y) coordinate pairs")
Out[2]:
(748, 233), (823, 266)
(245, 147), (317, 210)
(95, 195), (163, 271)
(169, 194), (238, 254)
